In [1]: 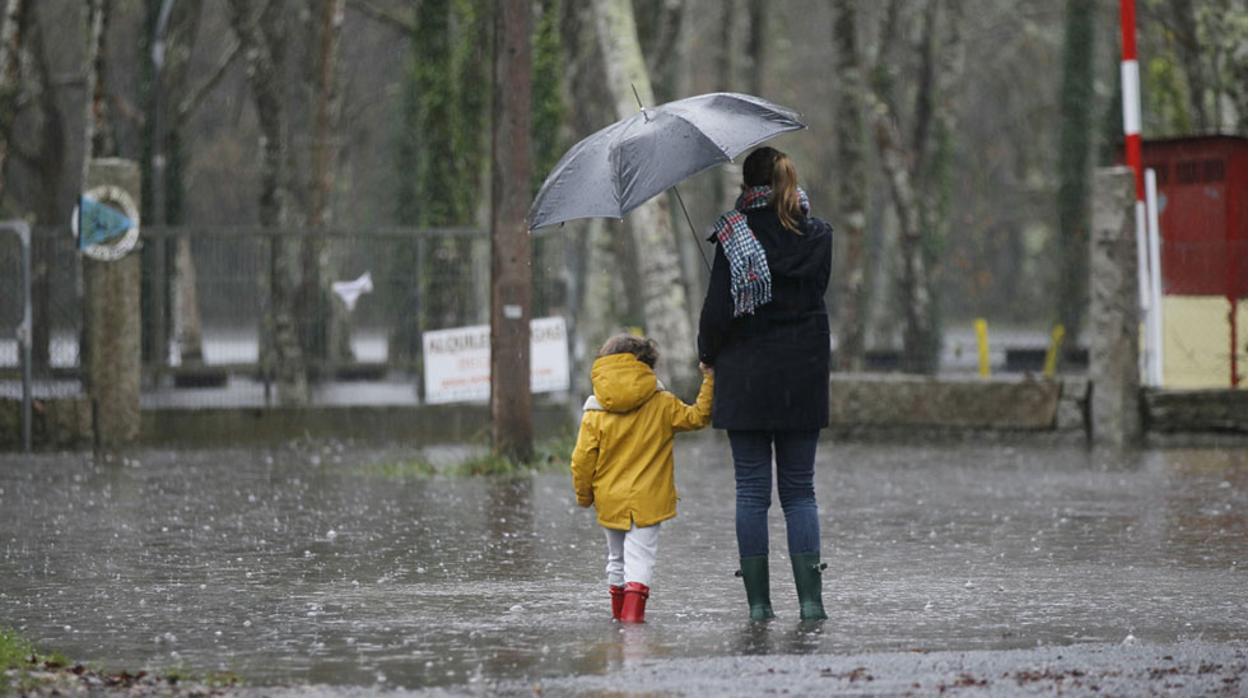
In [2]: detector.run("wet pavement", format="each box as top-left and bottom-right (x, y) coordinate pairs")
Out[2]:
(1, 436), (1245, 694)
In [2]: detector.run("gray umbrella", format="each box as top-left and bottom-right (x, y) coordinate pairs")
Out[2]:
(527, 92), (805, 232)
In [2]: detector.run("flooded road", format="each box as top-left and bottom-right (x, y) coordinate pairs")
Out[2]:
(1, 437), (1245, 691)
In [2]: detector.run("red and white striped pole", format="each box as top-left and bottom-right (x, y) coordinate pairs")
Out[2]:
(1121, 0), (1156, 383)
(1119, 0), (1144, 199)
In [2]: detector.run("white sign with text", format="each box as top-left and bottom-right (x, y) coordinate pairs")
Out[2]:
(422, 316), (570, 404)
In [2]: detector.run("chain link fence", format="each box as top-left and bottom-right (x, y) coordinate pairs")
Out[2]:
(0, 226), (21, 398)
(137, 225), (575, 409)
(1, 227), (83, 401)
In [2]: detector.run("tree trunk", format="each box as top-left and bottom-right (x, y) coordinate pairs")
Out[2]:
(869, 12), (935, 374)
(300, 0), (351, 367)
(715, 0), (741, 212)
(532, 0), (564, 187)
(491, 0), (533, 461)
(917, 0), (964, 369)
(172, 234), (203, 361)
(143, 0), (203, 366)
(560, 0), (614, 396)
(227, 0), (307, 406)
(1170, 0), (1209, 132)
(1056, 0), (1096, 349)
(81, 0), (106, 181)
(870, 95), (934, 374)
(637, 0), (683, 102)
(451, 0), (488, 322)
(591, 0), (697, 394)
(578, 219), (616, 387)
(30, 5), (63, 372)
(88, 0), (115, 160)
(867, 0), (955, 374)
(390, 0), (478, 367)
(163, 1), (207, 363)
(833, 0), (867, 372)
(745, 0), (766, 96)
(0, 0), (26, 209)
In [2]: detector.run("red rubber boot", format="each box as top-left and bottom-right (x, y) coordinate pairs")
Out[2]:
(619, 582), (650, 624)
(609, 585), (625, 621)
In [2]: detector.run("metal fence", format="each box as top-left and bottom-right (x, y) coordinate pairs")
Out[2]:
(136, 225), (575, 409)
(2, 225), (82, 404)
(0, 221), (33, 450)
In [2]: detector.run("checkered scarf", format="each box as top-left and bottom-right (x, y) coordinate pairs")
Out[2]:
(711, 185), (810, 317)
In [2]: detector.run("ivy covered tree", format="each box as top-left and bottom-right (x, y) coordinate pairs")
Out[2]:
(1055, 0), (1096, 348)
(390, 0), (488, 363)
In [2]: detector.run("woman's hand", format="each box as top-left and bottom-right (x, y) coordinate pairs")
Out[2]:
(699, 361), (714, 377)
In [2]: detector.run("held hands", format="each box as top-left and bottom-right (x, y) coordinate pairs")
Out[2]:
(699, 361), (714, 377)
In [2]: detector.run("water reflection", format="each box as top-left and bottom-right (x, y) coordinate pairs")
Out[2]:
(0, 439), (1245, 690)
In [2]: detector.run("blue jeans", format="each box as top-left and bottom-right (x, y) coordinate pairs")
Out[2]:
(729, 429), (821, 559)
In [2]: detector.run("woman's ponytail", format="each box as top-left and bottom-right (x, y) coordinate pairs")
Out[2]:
(771, 153), (802, 233)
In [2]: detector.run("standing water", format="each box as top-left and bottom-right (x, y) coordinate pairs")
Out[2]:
(1, 437), (1245, 690)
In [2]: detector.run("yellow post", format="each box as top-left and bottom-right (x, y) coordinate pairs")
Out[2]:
(1044, 324), (1066, 378)
(975, 318), (990, 377)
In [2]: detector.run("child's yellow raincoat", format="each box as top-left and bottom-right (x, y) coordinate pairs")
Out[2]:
(570, 353), (713, 530)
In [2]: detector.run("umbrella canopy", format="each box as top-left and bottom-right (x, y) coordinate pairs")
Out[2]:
(528, 92), (805, 230)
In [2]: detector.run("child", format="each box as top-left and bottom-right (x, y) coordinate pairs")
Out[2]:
(570, 334), (714, 623)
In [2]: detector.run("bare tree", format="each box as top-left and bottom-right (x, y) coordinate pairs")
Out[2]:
(560, 0), (616, 397)
(28, 2), (66, 372)
(163, 0), (215, 365)
(82, 0), (108, 178)
(714, 0), (740, 211)
(867, 0), (964, 373)
(226, 0), (308, 405)
(745, 0), (766, 96)
(1170, 0), (1211, 131)
(1056, 0), (1096, 349)
(636, 0), (684, 101)
(591, 0), (697, 392)
(298, 0), (351, 366)
(833, 0), (868, 371)
(0, 0), (27, 208)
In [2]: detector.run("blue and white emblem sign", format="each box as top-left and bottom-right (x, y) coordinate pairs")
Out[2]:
(72, 185), (141, 261)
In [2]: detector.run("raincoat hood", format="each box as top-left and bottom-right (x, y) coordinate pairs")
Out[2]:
(589, 354), (658, 414)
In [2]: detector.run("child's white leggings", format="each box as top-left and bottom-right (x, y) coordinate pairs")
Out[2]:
(604, 522), (661, 588)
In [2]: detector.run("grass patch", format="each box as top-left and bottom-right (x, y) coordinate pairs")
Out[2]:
(356, 458), (437, 480)
(448, 431), (578, 477)
(0, 628), (34, 671)
(358, 431), (578, 479)
(532, 430), (577, 469)
(161, 663), (241, 688)
(0, 628), (240, 694)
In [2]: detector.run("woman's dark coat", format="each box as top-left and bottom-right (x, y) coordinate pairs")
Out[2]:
(697, 207), (832, 431)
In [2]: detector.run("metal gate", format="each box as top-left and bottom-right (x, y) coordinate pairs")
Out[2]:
(0, 220), (31, 451)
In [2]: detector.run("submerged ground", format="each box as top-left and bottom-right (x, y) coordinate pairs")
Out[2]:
(1, 436), (1245, 695)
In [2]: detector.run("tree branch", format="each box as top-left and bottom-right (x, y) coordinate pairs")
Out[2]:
(175, 38), (241, 126)
(644, 0), (682, 80)
(345, 0), (414, 34)
(910, 0), (937, 176)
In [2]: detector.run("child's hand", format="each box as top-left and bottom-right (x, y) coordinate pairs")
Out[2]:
(699, 361), (714, 377)
(577, 494), (593, 508)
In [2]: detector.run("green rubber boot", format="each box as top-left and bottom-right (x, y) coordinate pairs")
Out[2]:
(790, 553), (828, 621)
(736, 555), (775, 621)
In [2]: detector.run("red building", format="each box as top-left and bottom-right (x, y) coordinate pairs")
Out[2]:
(1141, 136), (1248, 387)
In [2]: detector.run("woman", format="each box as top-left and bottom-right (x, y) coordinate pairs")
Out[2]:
(698, 146), (833, 621)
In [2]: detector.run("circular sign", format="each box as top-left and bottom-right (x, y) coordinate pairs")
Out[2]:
(72, 185), (141, 261)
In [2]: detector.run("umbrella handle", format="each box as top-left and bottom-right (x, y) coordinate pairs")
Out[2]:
(672, 186), (711, 274)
